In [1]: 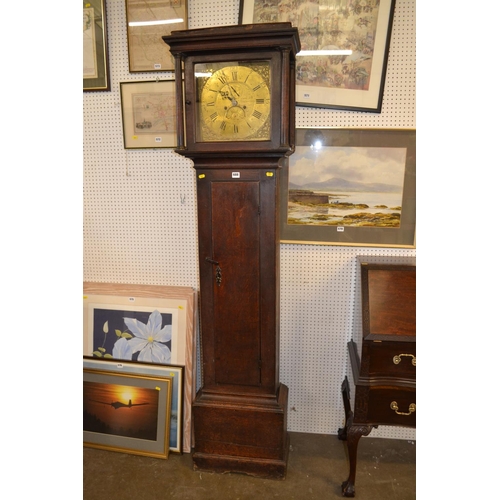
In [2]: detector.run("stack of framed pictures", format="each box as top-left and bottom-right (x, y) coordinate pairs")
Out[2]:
(84, 357), (183, 458)
(83, 283), (196, 454)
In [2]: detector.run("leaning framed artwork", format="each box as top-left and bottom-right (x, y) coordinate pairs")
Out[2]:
(83, 282), (196, 453)
(83, 0), (110, 91)
(125, 0), (188, 72)
(239, 0), (395, 112)
(120, 80), (177, 149)
(280, 128), (416, 248)
(84, 357), (184, 453)
(83, 368), (172, 458)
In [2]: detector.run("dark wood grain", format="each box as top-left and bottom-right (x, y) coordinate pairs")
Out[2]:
(162, 23), (300, 478)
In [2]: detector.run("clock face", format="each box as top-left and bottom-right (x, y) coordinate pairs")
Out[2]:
(196, 62), (271, 142)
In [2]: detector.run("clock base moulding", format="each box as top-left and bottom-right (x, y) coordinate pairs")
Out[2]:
(192, 384), (289, 479)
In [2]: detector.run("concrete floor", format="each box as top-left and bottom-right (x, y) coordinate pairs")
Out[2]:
(83, 432), (415, 499)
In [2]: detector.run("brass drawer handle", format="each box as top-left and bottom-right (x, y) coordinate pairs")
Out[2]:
(393, 354), (416, 366)
(390, 401), (416, 416)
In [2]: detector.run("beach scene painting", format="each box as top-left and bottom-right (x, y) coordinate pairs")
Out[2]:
(287, 144), (407, 228)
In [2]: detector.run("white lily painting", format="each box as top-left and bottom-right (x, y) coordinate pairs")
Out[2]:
(92, 309), (173, 364)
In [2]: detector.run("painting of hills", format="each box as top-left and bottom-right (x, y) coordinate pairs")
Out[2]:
(287, 144), (407, 227)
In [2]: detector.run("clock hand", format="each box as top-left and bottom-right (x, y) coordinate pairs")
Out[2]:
(223, 93), (238, 107)
(220, 89), (237, 106)
(226, 85), (240, 106)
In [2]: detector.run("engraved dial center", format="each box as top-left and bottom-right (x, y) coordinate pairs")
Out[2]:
(199, 65), (271, 141)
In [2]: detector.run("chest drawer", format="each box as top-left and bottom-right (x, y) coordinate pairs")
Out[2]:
(361, 341), (416, 379)
(355, 385), (416, 427)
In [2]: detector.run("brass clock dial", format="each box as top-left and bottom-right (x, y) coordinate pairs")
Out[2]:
(196, 63), (271, 142)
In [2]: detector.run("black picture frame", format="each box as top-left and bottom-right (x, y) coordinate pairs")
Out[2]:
(239, 0), (396, 112)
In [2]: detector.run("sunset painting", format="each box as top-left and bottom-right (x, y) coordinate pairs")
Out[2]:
(83, 381), (159, 440)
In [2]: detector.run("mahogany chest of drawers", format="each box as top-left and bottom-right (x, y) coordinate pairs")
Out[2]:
(338, 256), (416, 497)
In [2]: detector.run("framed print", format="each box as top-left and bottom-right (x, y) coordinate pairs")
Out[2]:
(83, 368), (172, 459)
(125, 0), (188, 72)
(120, 80), (177, 149)
(83, 282), (196, 452)
(84, 357), (184, 453)
(83, 0), (110, 91)
(280, 128), (416, 248)
(239, 0), (395, 112)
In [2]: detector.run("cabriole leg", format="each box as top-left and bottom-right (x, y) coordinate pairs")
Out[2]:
(341, 424), (373, 497)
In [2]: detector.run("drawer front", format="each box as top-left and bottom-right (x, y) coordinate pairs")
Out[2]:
(354, 386), (416, 427)
(361, 341), (416, 379)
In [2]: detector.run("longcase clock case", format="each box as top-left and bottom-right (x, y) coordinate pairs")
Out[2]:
(163, 23), (300, 478)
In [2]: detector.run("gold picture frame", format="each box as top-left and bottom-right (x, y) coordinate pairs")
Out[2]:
(84, 368), (172, 459)
(84, 357), (185, 453)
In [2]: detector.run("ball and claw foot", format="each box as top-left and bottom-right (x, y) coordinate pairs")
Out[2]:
(341, 479), (355, 497)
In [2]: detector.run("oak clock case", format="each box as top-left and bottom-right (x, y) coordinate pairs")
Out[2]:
(163, 23), (300, 480)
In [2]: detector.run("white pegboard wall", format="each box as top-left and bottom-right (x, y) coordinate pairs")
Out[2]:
(83, 1), (416, 440)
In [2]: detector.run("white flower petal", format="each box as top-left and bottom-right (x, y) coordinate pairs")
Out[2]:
(147, 310), (163, 334)
(127, 337), (149, 353)
(151, 342), (171, 363)
(124, 317), (149, 339)
(112, 338), (133, 360)
(154, 324), (172, 343)
(137, 345), (153, 362)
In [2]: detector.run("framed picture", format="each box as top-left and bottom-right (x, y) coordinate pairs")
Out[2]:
(120, 80), (177, 149)
(280, 128), (416, 247)
(84, 367), (172, 459)
(84, 357), (184, 453)
(239, 0), (396, 112)
(125, 0), (188, 72)
(83, 282), (196, 452)
(83, 0), (110, 91)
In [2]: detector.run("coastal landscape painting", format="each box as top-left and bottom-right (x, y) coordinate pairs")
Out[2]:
(280, 129), (416, 247)
(288, 145), (405, 228)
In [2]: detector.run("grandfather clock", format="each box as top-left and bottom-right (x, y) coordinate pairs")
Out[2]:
(163, 23), (300, 479)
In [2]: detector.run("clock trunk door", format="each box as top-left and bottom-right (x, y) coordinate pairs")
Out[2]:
(197, 169), (278, 394)
(213, 180), (260, 387)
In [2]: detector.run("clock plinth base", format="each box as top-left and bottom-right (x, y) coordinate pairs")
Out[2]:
(192, 383), (289, 479)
